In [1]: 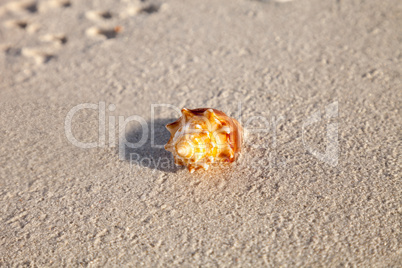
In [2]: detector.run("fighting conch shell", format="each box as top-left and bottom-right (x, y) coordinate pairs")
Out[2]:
(165, 108), (243, 173)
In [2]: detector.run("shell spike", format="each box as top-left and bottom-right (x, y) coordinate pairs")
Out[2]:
(203, 108), (216, 120)
(166, 121), (180, 134)
(181, 108), (193, 119)
(203, 108), (222, 131)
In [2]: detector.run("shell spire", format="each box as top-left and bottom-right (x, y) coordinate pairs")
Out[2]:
(165, 108), (243, 173)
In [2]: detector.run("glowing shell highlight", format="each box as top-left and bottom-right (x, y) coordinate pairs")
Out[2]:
(165, 108), (243, 173)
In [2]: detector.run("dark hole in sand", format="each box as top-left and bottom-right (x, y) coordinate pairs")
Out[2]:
(99, 29), (118, 39)
(25, 3), (38, 13)
(16, 21), (28, 29)
(140, 4), (160, 14)
(100, 11), (112, 19)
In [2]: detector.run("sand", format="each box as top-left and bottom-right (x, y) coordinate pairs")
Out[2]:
(0, 0), (401, 266)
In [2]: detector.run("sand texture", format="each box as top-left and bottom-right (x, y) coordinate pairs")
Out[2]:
(0, 0), (401, 266)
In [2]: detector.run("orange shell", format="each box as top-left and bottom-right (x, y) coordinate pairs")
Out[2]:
(165, 108), (243, 173)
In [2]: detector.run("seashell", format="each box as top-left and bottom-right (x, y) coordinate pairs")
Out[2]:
(165, 108), (243, 173)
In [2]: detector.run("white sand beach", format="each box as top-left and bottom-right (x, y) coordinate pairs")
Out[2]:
(0, 0), (400, 266)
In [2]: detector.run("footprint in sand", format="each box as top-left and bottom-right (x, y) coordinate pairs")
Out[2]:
(0, 0), (38, 15)
(85, 1), (166, 40)
(40, 33), (68, 46)
(3, 19), (40, 33)
(121, 2), (164, 17)
(4, 19), (29, 30)
(21, 33), (68, 65)
(85, 9), (120, 40)
(21, 47), (54, 64)
(85, 10), (114, 21)
(38, 0), (71, 12)
(85, 26), (122, 40)
(1, 0), (166, 64)
(0, 0), (71, 65)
